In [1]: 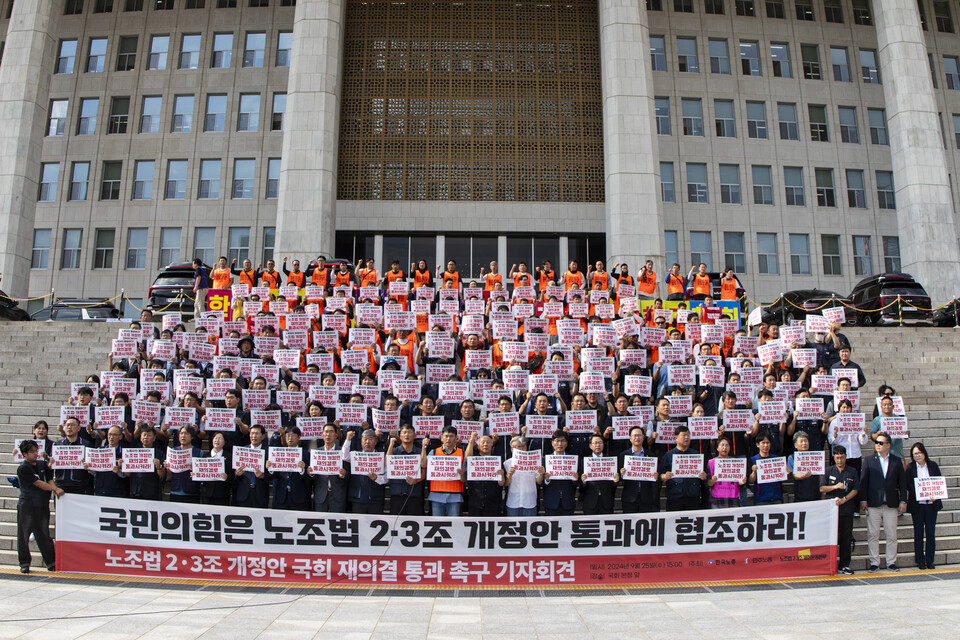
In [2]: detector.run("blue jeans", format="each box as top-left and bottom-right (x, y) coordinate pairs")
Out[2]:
(506, 506), (537, 517)
(430, 501), (461, 517)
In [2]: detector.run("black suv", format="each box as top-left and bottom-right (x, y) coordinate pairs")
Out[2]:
(148, 263), (203, 319)
(761, 289), (855, 326)
(848, 273), (933, 326)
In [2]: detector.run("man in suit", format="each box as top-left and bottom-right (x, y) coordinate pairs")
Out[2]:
(580, 434), (618, 514)
(859, 432), (908, 572)
(618, 426), (660, 513)
(542, 431), (578, 515)
(233, 424), (269, 508)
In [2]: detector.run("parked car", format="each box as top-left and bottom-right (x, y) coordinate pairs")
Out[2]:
(0, 290), (31, 321)
(148, 262), (204, 319)
(848, 273), (933, 326)
(30, 299), (121, 321)
(933, 298), (960, 327)
(761, 289), (855, 326)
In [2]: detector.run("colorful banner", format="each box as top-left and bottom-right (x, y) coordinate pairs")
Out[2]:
(205, 288), (233, 321)
(55, 495), (837, 586)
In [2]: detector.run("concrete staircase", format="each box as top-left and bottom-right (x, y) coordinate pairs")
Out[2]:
(0, 322), (956, 573)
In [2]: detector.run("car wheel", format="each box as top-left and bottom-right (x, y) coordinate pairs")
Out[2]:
(858, 312), (871, 327)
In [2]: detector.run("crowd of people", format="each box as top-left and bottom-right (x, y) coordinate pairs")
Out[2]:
(15, 255), (944, 577)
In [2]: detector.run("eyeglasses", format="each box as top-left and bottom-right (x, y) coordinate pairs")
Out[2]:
(875, 440), (890, 446)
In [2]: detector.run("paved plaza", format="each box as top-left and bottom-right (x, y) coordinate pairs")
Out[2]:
(0, 569), (954, 639)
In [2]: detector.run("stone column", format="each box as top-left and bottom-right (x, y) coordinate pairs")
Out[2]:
(875, 0), (960, 304)
(598, 0), (663, 271)
(0, 2), (60, 298)
(275, 0), (345, 260)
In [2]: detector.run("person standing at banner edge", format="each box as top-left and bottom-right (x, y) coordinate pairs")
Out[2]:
(17, 440), (63, 573)
(192, 257), (209, 314)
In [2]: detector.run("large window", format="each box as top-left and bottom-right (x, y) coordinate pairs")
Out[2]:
(100, 161), (122, 200)
(801, 44), (821, 80)
(660, 162), (675, 202)
(784, 167), (804, 206)
(852, 0), (872, 24)
(809, 105), (829, 142)
(778, 103), (798, 140)
(232, 159), (255, 199)
(686, 163), (708, 203)
(838, 107), (859, 143)
(444, 236), (498, 280)
(109, 97), (129, 134)
(650, 36), (666, 71)
(262, 228), (275, 264)
(61, 229), (83, 270)
(180, 34), (202, 70)
(147, 35), (168, 71)
(57, 40), (77, 74)
(868, 108), (888, 145)
(266, 158), (281, 199)
(740, 40), (761, 76)
(194, 228), (216, 265)
(846, 169), (866, 208)
(506, 236), (561, 274)
(935, 1), (954, 32)
(277, 31), (292, 67)
(690, 231), (712, 270)
(719, 164), (740, 204)
(165, 160), (188, 200)
(271, 93), (286, 131)
(94, 229), (115, 270)
(87, 38), (107, 73)
(752, 165), (773, 205)
(723, 232), (745, 273)
(796, 0), (814, 20)
(677, 37), (699, 73)
(824, 0), (843, 22)
(140, 96), (162, 133)
(133, 160), (154, 200)
(77, 98), (99, 135)
(172, 95), (194, 133)
(770, 42), (791, 78)
(237, 93), (260, 132)
(945, 56), (960, 90)
(746, 101), (767, 139)
(32, 230), (51, 270)
(876, 170), (895, 209)
(39, 164), (59, 202)
(198, 159), (221, 199)
(816, 169), (836, 207)
(709, 38), (730, 74)
(714, 100), (735, 137)
(860, 49), (880, 84)
(789, 234), (810, 275)
(69, 162), (90, 201)
(655, 98), (671, 135)
(243, 32), (266, 68)
(664, 231), (679, 267)
(126, 228), (148, 269)
(47, 100), (68, 137)
(212, 33), (233, 68)
(117, 35), (138, 71)
(831, 47), (851, 82)
(205, 94), (227, 132)
(228, 227), (250, 264)
(757, 233), (778, 274)
(853, 236), (873, 276)
(681, 98), (703, 136)
(159, 228), (181, 267)
(883, 236), (901, 272)
(822, 235), (842, 275)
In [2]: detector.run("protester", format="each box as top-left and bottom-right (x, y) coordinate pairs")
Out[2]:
(16, 440), (62, 573)
(906, 442), (942, 569)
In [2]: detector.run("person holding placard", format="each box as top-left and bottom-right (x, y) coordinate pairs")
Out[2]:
(749, 434), (784, 505)
(269, 426), (311, 511)
(202, 432), (232, 506)
(309, 423), (349, 512)
(464, 433), (506, 516)
(86, 425), (126, 497)
(503, 436), (544, 516)
(830, 343), (866, 389)
(871, 396), (910, 466)
(233, 424), (269, 508)
(859, 432), (908, 572)
(167, 426), (202, 503)
(820, 445), (859, 574)
(659, 425), (707, 511)
(346, 429), (387, 513)
(906, 442), (943, 570)
(788, 390), (827, 454)
(424, 425), (466, 516)
(385, 424), (425, 515)
(827, 399), (868, 474)
(52, 417), (92, 495)
(16, 440), (62, 573)
(787, 432), (821, 502)
(542, 431), (578, 515)
(580, 433), (619, 514)
(126, 426), (167, 501)
(707, 438), (745, 509)
(618, 426), (659, 513)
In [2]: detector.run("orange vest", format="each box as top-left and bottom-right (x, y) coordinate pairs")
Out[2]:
(261, 270), (280, 289)
(429, 446), (464, 494)
(538, 269), (556, 291)
(484, 273), (502, 291)
(637, 270), (657, 295)
(311, 267), (329, 286)
(693, 273), (710, 296)
(386, 269), (405, 284)
(564, 271), (583, 291)
(335, 271), (352, 286)
(287, 270), (305, 288)
(237, 268), (256, 289)
(667, 273), (685, 296)
(442, 271), (460, 290)
(617, 274), (634, 288)
(513, 272), (530, 288)
(211, 267), (232, 290)
(720, 277), (737, 300)
(359, 268), (378, 288)
(591, 271), (609, 291)
(414, 269), (432, 289)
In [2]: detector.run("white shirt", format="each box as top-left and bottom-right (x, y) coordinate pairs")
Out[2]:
(917, 463), (931, 504)
(503, 458), (538, 509)
(879, 452), (889, 477)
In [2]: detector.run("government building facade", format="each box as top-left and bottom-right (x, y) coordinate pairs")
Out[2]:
(0, 0), (958, 311)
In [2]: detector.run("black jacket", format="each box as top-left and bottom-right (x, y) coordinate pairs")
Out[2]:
(859, 452), (907, 508)
(906, 460), (944, 513)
